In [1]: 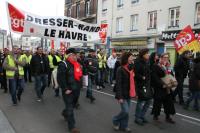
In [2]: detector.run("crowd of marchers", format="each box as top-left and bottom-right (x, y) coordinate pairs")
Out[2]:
(0, 46), (199, 133)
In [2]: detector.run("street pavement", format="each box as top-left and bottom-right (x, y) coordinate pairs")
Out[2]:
(0, 80), (200, 133)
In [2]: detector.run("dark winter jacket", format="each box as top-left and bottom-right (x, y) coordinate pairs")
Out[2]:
(151, 64), (169, 99)
(189, 59), (200, 92)
(174, 56), (190, 79)
(30, 54), (49, 76)
(134, 58), (153, 100)
(84, 54), (98, 76)
(113, 59), (121, 80)
(57, 60), (81, 92)
(115, 66), (131, 100)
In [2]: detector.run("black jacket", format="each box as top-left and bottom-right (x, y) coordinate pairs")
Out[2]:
(57, 60), (80, 92)
(174, 56), (189, 78)
(151, 64), (168, 99)
(30, 54), (49, 76)
(84, 55), (98, 76)
(189, 60), (200, 92)
(134, 58), (153, 100)
(115, 66), (130, 100)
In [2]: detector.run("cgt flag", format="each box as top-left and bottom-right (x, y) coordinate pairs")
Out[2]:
(99, 24), (108, 44)
(6, 2), (104, 43)
(174, 25), (200, 54)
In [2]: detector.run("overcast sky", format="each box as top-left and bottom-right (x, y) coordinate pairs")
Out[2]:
(0, 0), (64, 31)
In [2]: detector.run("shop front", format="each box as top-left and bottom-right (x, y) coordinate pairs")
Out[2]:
(111, 38), (147, 57)
(161, 28), (200, 66)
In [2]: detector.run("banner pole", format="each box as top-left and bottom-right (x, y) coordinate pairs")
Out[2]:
(10, 32), (13, 49)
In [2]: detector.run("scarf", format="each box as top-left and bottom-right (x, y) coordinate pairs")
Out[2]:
(158, 61), (172, 74)
(123, 65), (136, 98)
(67, 58), (83, 81)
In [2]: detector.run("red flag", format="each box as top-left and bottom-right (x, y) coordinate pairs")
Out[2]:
(7, 3), (25, 33)
(99, 24), (108, 44)
(174, 25), (200, 54)
(51, 40), (54, 49)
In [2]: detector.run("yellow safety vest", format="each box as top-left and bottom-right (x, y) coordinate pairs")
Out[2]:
(18, 55), (25, 76)
(6, 55), (25, 77)
(48, 55), (55, 69)
(27, 55), (32, 64)
(98, 54), (107, 69)
(6, 55), (16, 77)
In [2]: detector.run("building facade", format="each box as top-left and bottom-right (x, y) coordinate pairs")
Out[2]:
(98, 0), (200, 65)
(65, 0), (98, 48)
(0, 29), (7, 49)
(65, 0), (98, 23)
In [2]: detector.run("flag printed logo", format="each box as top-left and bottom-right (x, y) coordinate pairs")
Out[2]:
(8, 3), (25, 33)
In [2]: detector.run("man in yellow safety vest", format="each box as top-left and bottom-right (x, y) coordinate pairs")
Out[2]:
(3, 46), (26, 105)
(47, 49), (56, 87)
(24, 50), (32, 82)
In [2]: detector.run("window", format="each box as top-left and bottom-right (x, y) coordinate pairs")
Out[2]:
(76, 4), (80, 18)
(169, 7), (180, 27)
(85, 0), (90, 16)
(130, 14), (138, 31)
(195, 3), (200, 24)
(131, 0), (139, 4)
(67, 7), (71, 17)
(148, 11), (157, 29)
(102, 0), (107, 12)
(116, 17), (123, 33)
(117, 0), (123, 8)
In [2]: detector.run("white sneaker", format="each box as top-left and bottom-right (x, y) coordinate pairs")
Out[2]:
(97, 86), (100, 90)
(37, 99), (42, 102)
(111, 84), (115, 87)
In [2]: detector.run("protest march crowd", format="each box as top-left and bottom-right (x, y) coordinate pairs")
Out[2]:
(0, 45), (199, 133)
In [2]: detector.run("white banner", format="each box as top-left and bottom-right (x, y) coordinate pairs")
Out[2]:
(7, 2), (102, 43)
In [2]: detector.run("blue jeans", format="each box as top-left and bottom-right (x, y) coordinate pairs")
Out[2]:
(135, 99), (151, 120)
(87, 75), (93, 98)
(186, 91), (200, 110)
(109, 69), (114, 84)
(98, 69), (105, 87)
(113, 99), (131, 129)
(34, 74), (47, 98)
(9, 78), (24, 104)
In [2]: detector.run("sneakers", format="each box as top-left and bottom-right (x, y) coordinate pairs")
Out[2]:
(111, 84), (115, 87)
(120, 128), (132, 133)
(96, 86), (101, 90)
(71, 128), (80, 133)
(36, 99), (42, 102)
(135, 119), (144, 126)
(113, 125), (119, 131)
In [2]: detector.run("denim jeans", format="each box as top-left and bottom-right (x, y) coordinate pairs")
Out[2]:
(16, 78), (25, 97)
(109, 69), (114, 84)
(9, 79), (17, 104)
(186, 91), (200, 110)
(135, 99), (151, 120)
(98, 69), (105, 87)
(34, 74), (47, 98)
(113, 99), (131, 129)
(62, 93), (75, 130)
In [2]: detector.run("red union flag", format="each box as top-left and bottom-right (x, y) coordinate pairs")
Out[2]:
(7, 3), (25, 33)
(99, 24), (108, 44)
(174, 25), (200, 54)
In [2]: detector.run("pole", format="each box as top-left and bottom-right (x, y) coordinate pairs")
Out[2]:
(2, 33), (4, 49)
(10, 32), (13, 49)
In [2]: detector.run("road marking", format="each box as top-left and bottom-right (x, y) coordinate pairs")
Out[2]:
(181, 119), (200, 127)
(93, 90), (200, 123)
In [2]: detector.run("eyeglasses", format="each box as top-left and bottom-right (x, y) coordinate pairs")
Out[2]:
(163, 56), (169, 58)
